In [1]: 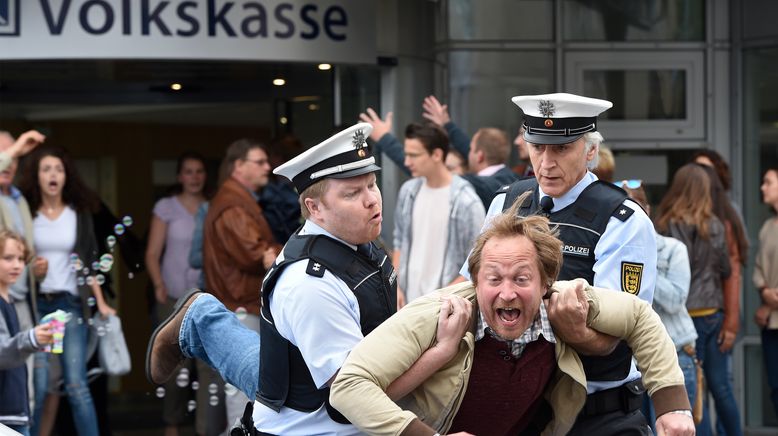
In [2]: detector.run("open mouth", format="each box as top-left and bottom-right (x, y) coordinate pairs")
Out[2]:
(370, 212), (382, 223)
(497, 308), (521, 324)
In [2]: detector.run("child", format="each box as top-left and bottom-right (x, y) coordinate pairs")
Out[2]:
(0, 230), (53, 436)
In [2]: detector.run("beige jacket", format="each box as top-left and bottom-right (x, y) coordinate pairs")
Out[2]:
(330, 281), (689, 436)
(0, 152), (36, 308)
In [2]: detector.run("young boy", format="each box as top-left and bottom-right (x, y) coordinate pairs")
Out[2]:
(0, 230), (53, 436)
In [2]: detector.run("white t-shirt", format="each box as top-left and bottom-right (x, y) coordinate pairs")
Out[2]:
(405, 183), (450, 303)
(34, 206), (78, 295)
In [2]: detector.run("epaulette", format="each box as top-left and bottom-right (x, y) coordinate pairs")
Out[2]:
(305, 259), (326, 277)
(611, 203), (635, 222)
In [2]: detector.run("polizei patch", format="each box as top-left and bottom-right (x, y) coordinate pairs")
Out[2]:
(621, 262), (643, 295)
(562, 244), (591, 257)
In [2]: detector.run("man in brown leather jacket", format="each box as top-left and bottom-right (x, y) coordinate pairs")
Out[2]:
(203, 138), (281, 428)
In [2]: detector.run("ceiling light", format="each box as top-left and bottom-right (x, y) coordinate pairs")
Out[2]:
(273, 78), (286, 86)
(318, 64), (332, 71)
(170, 83), (182, 91)
(280, 116), (288, 124)
(308, 104), (319, 111)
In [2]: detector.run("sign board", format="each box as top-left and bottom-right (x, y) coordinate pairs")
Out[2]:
(0, 0), (376, 63)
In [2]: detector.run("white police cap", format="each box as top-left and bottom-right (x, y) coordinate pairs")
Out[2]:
(274, 123), (380, 193)
(511, 93), (613, 145)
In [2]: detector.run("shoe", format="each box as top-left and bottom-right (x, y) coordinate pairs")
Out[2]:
(146, 289), (203, 384)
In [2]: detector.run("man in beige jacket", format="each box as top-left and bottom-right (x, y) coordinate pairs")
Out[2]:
(331, 200), (695, 436)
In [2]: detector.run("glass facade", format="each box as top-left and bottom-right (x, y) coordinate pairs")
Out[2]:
(583, 70), (687, 120)
(447, 0), (554, 41)
(562, 0), (705, 41)
(743, 46), (778, 428)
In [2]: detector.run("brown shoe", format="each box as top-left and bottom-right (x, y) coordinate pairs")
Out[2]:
(146, 289), (203, 385)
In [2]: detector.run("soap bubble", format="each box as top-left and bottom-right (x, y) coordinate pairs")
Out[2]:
(99, 254), (114, 272)
(106, 235), (116, 248)
(209, 395), (219, 406)
(128, 272), (135, 279)
(96, 326), (106, 337)
(191, 381), (199, 391)
(208, 383), (218, 394)
(91, 261), (100, 271)
(155, 387), (165, 398)
(235, 307), (247, 321)
(187, 400), (196, 412)
(224, 383), (238, 397)
(82, 267), (90, 276)
(96, 274), (105, 285)
(87, 297), (96, 307)
(86, 276), (94, 286)
(176, 369), (189, 388)
(122, 215), (134, 227)
(113, 224), (125, 235)
(77, 277), (85, 286)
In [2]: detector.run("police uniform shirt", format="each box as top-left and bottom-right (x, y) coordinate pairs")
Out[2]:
(461, 171), (657, 393)
(253, 219), (363, 435)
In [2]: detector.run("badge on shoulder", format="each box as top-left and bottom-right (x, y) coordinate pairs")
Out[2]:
(612, 204), (635, 222)
(306, 259), (326, 277)
(621, 261), (643, 294)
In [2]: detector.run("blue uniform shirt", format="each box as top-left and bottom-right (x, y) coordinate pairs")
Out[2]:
(253, 220), (363, 435)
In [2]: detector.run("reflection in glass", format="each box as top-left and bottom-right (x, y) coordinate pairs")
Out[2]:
(743, 47), (778, 429)
(447, 0), (553, 41)
(583, 70), (686, 120)
(563, 0), (704, 41)
(448, 51), (554, 135)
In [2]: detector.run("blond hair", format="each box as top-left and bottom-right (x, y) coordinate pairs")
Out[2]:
(655, 163), (713, 238)
(468, 192), (563, 289)
(298, 178), (330, 220)
(0, 230), (30, 262)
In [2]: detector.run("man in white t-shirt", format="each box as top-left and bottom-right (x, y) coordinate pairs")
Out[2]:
(393, 122), (484, 306)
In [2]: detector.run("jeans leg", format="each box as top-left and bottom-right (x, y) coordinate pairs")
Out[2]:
(179, 294), (259, 399)
(694, 316), (713, 436)
(31, 298), (54, 436)
(60, 297), (99, 436)
(762, 328), (778, 418)
(696, 313), (742, 436)
(678, 351), (697, 412)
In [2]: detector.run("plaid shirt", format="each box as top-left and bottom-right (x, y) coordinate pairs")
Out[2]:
(475, 303), (556, 358)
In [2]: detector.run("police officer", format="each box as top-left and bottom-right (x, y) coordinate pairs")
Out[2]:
(146, 123), (398, 435)
(463, 93), (663, 434)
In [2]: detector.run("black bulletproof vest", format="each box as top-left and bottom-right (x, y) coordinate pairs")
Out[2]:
(502, 178), (636, 381)
(256, 232), (397, 420)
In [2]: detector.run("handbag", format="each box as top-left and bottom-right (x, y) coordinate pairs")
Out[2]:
(683, 344), (705, 425)
(92, 314), (132, 376)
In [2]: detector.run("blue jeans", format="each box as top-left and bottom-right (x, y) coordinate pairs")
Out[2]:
(641, 350), (697, 433)
(180, 294), (259, 399)
(762, 328), (778, 418)
(32, 294), (98, 436)
(693, 312), (742, 436)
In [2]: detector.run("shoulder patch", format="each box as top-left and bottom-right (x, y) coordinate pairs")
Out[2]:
(612, 204), (635, 222)
(306, 259), (326, 277)
(621, 262), (643, 294)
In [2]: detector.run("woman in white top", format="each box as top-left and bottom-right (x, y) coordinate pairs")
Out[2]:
(20, 145), (115, 436)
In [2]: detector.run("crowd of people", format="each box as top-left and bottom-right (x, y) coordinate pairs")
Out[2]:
(1, 89), (777, 436)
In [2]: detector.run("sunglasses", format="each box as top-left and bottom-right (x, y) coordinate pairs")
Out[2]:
(617, 179), (643, 189)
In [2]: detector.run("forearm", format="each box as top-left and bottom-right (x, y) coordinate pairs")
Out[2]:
(564, 329), (620, 356)
(386, 345), (455, 401)
(400, 418), (437, 436)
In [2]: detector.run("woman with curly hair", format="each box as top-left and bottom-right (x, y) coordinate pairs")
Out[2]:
(20, 145), (115, 436)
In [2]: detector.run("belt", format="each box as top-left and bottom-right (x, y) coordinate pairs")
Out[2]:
(580, 380), (645, 417)
(39, 291), (72, 302)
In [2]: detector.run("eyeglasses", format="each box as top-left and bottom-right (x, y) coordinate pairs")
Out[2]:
(617, 179), (643, 189)
(243, 158), (268, 166)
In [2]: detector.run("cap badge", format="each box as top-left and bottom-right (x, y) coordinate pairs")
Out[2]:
(544, 119), (554, 127)
(352, 129), (366, 149)
(538, 100), (555, 118)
